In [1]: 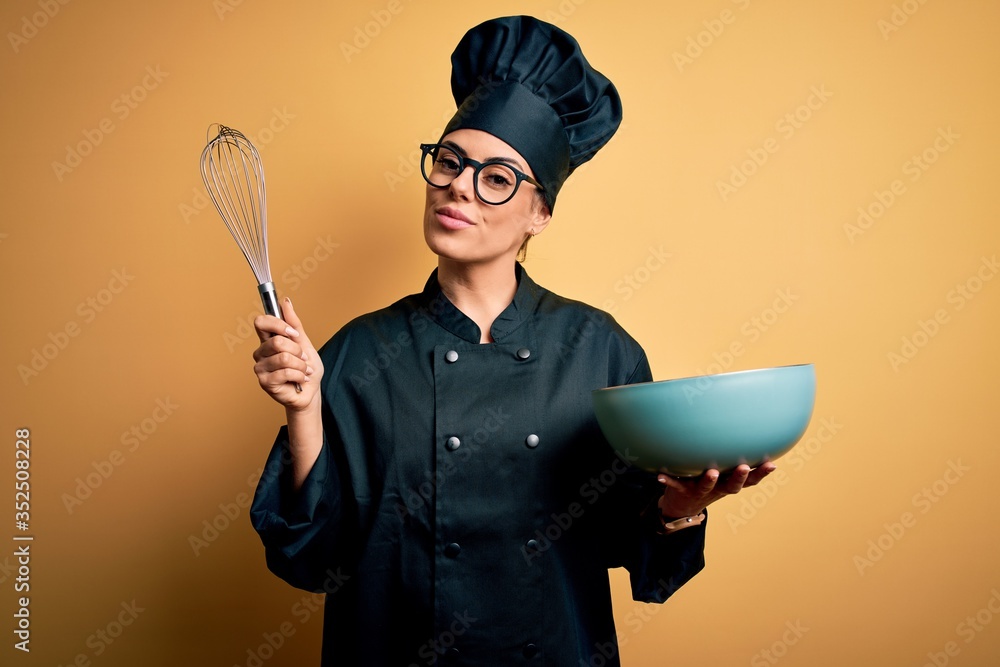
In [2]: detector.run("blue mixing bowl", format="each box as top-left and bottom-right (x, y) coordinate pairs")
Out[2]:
(592, 364), (816, 476)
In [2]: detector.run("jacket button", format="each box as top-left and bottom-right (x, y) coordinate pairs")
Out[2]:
(446, 436), (461, 451)
(445, 350), (459, 363)
(523, 643), (539, 658)
(444, 542), (461, 558)
(516, 347), (531, 360)
(525, 434), (539, 449)
(525, 539), (540, 553)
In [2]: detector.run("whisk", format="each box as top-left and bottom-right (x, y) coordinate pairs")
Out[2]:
(200, 123), (301, 391)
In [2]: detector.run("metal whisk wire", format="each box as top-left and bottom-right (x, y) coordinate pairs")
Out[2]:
(200, 124), (272, 285)
(200, 123), (301, 392)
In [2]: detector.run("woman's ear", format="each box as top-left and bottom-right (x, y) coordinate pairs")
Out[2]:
(530, 198), (552, 235)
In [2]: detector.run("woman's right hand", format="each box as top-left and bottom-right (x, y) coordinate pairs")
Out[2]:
(252, 297), (324, 412)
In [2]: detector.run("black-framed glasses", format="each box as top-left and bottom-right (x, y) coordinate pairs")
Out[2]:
(419, 143), (545, 206)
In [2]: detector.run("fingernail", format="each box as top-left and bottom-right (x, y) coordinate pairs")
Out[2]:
(285, 326), (299, 337)
(284, 297), (292, 305)
(300, 352), (308, 361)
(306, 366), (314, 375)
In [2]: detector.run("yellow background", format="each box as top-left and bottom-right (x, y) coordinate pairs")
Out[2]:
(2, 0), (998, 665)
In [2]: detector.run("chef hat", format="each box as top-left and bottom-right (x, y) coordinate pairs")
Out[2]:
(442, 15), (622, 211)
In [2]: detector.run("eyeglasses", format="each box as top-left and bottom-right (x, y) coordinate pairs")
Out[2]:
(419, 143), (545, 206)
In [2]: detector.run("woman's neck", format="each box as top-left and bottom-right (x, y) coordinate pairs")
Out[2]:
(437, 258), (518, 344)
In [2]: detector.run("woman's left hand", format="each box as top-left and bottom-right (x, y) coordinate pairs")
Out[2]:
(656, 462), (777, 519)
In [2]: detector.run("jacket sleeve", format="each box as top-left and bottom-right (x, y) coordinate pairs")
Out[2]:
(617, 474), (707, 603)
(608, 349), (708, 603)
(249, 425), (348, 593)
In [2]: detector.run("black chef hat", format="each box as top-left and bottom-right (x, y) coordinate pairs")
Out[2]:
(442, 15), (622, 212)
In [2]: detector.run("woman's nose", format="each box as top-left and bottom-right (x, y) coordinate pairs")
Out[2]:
(449, 164), (476, 200)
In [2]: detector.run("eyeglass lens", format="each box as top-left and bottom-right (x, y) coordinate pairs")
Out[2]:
(422, 145), (520, 205)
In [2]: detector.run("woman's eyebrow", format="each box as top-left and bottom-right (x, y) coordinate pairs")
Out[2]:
(441, 140), (467, 156)
(441, 140), (526, 171)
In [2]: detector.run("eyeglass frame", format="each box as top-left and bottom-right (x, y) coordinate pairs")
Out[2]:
(419, 142), (545, 206)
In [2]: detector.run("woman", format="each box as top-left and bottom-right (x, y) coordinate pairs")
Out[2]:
(250, 16), (774, 666)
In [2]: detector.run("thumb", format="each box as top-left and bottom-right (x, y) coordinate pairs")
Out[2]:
(278, 297), (318, 355)
(279, 296), (303, 330)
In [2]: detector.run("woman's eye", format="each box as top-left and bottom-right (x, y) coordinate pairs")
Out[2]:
(482, 167), (514, 188)
(437, 157), (461, 172)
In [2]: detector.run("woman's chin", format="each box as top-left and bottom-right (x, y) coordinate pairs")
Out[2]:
(425, 227), (470, 260)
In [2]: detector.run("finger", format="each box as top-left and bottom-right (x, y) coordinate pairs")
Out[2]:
(657, 472), (698, 494)
(256, 365), (313, 391)
(279, 297), (303, 330)
(253, 333), (304, 363)
(254, 351), (312, 377)
(719, 464), (751, 494)
(659, 469), (720, 496)
(254, 314), (300, 343)
(697, 468), (721, 495)
(742, 461), (777, 488)
(279, 298), (319, 357)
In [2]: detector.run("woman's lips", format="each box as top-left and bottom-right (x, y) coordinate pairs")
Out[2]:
(436, 207), (474, 230)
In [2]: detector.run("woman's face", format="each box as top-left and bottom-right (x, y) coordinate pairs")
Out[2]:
(423, 128), (550, 266)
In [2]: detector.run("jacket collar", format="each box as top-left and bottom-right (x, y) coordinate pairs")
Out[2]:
(419, 264), (542, 344)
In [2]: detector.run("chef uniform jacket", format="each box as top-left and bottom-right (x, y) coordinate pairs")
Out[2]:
(250, 265), (707, 666)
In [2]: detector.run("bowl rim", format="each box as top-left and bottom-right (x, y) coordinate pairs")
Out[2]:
(591, 362), (815, 393)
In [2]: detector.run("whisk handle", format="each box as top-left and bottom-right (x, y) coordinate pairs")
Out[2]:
(258, 281), (282, 319)
(258, 281), (303, 393)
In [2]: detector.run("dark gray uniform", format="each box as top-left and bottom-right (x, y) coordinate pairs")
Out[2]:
(251, 266), (706, 666)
